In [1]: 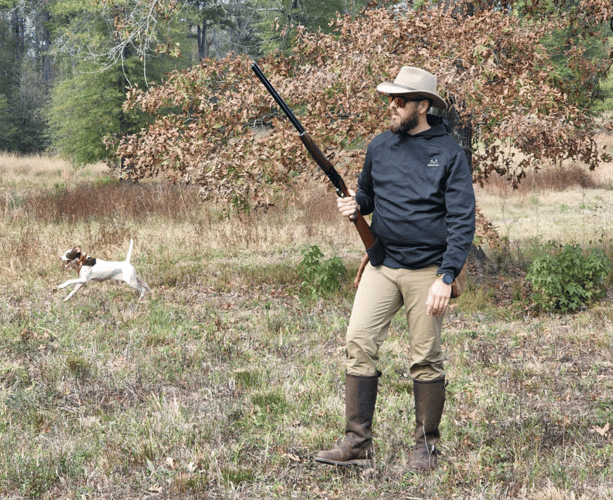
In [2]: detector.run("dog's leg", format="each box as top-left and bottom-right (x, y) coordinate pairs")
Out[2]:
(59, 276), (89, 301)
(58, 278), (87, 289)
(130, 281), (150, 299)
(124, 267), (151, 298)
(63, 283), (84, 301)
(137, 277), (152, 294)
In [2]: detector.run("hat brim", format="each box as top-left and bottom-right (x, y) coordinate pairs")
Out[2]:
(377, 82), (447, 110)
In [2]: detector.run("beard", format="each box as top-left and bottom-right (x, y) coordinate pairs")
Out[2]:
(390, 109), (419, 135)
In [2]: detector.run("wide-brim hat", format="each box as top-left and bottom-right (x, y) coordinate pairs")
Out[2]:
(377, 66), (447, 110)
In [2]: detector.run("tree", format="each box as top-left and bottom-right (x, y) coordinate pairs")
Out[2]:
(14, 58), (48, 153)
(49, 0), (188, 74)
(46, 0), (198, 163)
(0, 12), (18, 150)
(48, 62), (137, 165)
(0, 95), (17, 151)
(0, 0), (52, 152)
(184, 0), (238, 59)
(247, 0), (370, 54)
(113, 0), (612, 207)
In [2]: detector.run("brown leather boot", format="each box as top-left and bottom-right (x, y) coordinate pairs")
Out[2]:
(408, 376), (445, 473)
(314, 372), (380, 467)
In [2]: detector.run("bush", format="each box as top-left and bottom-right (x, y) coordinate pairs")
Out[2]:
(526, 243), (611, 312)
(297, 245), (347, 297)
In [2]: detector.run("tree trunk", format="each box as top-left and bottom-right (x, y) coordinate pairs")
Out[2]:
(443, 0), (474, 171)
(198, 23), (207, 59)
(11, 8), (24, 60)
(41, 9), (52, 88)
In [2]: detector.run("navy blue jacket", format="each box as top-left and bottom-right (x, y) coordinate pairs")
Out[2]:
(355, 122), (475, 281)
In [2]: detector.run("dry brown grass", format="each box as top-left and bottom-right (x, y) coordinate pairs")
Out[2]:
(0, 153), (108, 190)
(20, 182), (202, 222)
(480, 132), (613, 196)
(482, 163), (602, 195)
(475, 133), (613, 250)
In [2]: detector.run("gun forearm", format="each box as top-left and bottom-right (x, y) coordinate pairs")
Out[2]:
(299, 132), (348, 197)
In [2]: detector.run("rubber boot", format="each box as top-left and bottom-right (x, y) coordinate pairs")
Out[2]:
(314, 372), (380, 467)
(408, 376), (445, 473)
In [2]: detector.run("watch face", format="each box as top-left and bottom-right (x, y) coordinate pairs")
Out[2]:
(443, 274), (454, 285)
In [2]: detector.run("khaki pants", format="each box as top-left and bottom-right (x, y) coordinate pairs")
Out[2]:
(346, 263), (445, 381)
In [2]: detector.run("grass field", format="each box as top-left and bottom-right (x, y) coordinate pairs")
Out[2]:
(0, 138), (612, 500)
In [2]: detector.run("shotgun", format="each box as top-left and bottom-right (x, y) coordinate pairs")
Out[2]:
(250, 62), (376, 266)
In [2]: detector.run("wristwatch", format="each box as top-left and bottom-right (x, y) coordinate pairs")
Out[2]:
(437, 273), (454, 285)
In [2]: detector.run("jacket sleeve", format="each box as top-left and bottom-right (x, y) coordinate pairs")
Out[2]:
(437, 149), (476, 280)
(354, 144), (375, 216)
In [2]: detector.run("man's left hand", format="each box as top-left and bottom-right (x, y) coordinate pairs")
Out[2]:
(337, 189), (359, 219)
(426, 279), (451, 316)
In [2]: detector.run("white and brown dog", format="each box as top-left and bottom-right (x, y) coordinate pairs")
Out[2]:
(58, 240), (151, 301)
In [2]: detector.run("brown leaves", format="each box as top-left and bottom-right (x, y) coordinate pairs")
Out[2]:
(113, 0), (613, 206)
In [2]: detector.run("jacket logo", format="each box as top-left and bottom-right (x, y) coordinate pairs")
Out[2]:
(428, 158), (440, 167)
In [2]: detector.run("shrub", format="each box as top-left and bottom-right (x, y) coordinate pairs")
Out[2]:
(526, 243), (611, 312)
(297, 245), (347, 297)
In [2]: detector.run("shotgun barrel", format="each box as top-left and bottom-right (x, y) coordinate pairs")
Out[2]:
(250, 62), (376, 253)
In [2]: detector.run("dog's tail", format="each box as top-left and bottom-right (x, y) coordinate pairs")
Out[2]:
(126, 239), (134, 263)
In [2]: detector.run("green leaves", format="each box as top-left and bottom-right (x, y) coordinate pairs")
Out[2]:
(526, 243), (612, 312)
(297, 245), (347, 297)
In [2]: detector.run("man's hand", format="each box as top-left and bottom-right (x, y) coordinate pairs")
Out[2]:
(426, 278), (451, 316)
(337, 189), (359, 219)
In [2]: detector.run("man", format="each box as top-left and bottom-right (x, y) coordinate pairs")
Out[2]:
(313, 66), (475, 472)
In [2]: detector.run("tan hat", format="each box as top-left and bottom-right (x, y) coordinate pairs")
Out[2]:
(377, 66), (447, 110)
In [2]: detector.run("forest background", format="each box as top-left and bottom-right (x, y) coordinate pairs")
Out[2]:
(0, 0), (377, 160)
(1, 0), (613, 499)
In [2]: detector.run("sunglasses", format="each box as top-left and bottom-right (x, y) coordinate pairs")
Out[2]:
(387, 95), (427, 108)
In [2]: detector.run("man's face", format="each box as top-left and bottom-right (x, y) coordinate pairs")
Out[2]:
(389, 96), (421, 135)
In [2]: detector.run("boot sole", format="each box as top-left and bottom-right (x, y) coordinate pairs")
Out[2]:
(313, 456), (374, 468)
